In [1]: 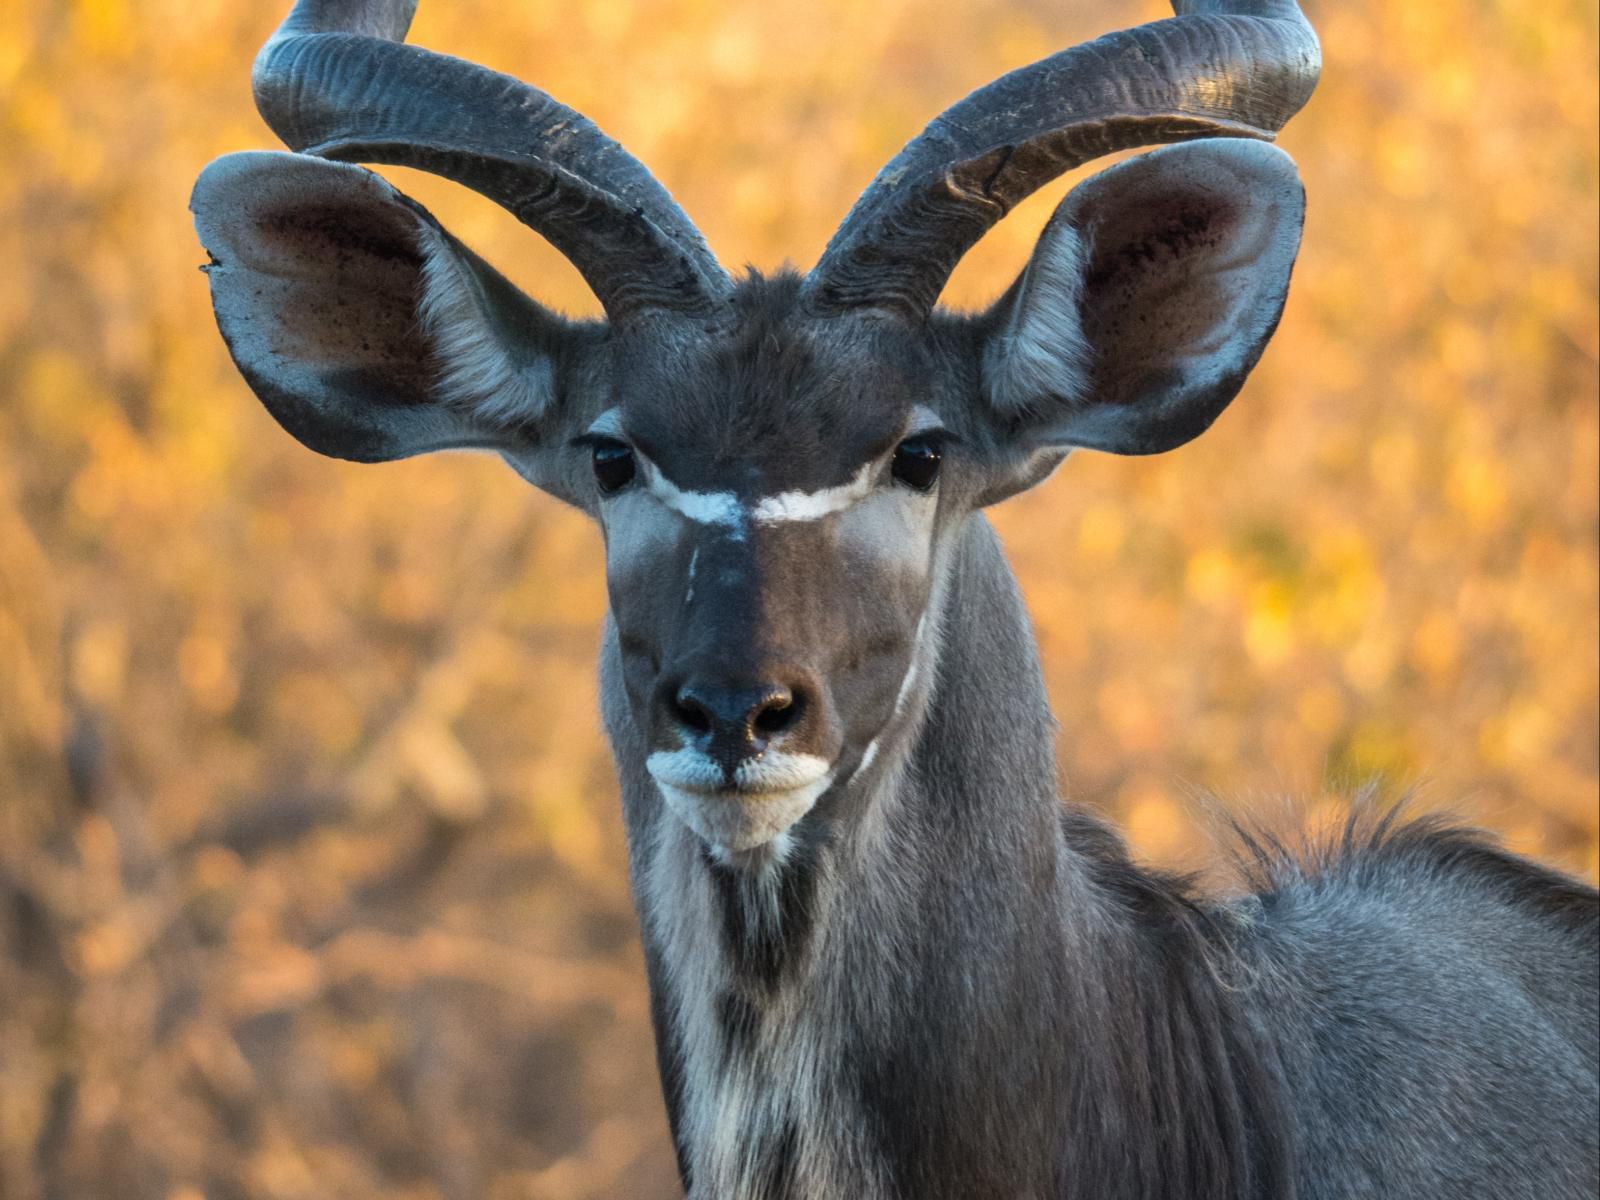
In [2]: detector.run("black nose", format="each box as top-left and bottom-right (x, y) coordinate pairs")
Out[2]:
(669, 681), (804, 773)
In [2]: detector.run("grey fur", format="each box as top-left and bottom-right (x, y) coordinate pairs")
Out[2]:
(193, 3), (1600, 1196)
(608, 513), (1599, 1200)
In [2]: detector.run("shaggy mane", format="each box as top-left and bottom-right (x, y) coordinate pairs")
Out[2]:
(1214, 793), (1599, 939)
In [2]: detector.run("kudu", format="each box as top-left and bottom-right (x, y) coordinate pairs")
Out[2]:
(192, 1), (1600, 1196)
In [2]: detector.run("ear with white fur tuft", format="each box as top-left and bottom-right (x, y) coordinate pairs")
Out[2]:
(191, 151), (571, 463)
(981, 139), (1306, 462)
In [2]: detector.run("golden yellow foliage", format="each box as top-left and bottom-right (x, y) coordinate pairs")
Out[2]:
(0, 0), (1595, 1196)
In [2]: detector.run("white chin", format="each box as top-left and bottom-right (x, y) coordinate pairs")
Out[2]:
(654, 778), (830, 853)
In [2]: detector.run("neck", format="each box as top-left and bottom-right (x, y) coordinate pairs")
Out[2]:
(601, 515), (1289, 1199)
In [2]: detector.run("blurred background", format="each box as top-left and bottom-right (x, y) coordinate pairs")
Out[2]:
(0, 0), (1595, 1196)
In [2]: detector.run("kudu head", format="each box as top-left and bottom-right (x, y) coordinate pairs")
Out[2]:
(194, 0), (1318, 856)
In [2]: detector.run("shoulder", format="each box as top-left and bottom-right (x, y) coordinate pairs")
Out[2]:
(1238, 806), (1597, 948)
(1232, 805), (1598, 1080)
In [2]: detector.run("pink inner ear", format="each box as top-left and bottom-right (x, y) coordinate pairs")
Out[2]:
(982, 140), (1304, 457)
(1083, 185), (1258, 387)
(237, 199), (433, 397)
(1071, 142), (1303, 417)
(193, 152), (490, 461)
(195, 151), (568, 464)
(1048, 141), (1304, 455)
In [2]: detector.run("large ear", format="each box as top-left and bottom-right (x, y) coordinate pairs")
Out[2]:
(981, 140), (1305, 462)
(191, 151), (580, 464)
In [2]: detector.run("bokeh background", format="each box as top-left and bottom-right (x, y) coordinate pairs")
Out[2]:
(1, 0), (1595, 1196)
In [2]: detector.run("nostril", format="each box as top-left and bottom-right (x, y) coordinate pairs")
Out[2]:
(752, 693), (799, 736)
(673, 691), (713, 735)
(667, 681), (810, 753)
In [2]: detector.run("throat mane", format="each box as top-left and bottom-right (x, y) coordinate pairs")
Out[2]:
(703, 832), (828, 992)
(644, 819), (875, 1198)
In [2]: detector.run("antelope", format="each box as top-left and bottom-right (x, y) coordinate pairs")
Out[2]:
(192, 1), (1600, 1196)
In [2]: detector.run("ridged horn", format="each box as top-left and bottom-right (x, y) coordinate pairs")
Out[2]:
(803, 0), (1319, 319)
(252, 0), (733, 322)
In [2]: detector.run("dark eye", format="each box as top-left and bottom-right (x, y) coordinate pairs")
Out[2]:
(591, 440), (636, 494)
(891, 438), (942, 491)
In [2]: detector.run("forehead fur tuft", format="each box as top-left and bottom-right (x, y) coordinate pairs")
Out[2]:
(619, 269), (916, 491)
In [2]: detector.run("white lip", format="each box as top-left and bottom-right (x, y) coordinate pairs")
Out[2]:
(647, 749), (834, 852)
